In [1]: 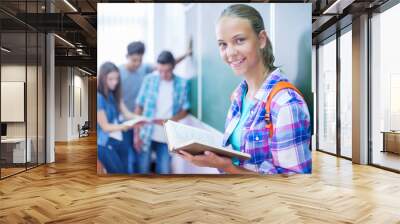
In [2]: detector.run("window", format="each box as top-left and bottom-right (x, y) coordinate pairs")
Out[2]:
(339, 28), (352, 158)
(317, 36), (337, 155)
(0, 1), (46, 179)
(371, 2), (400, 171)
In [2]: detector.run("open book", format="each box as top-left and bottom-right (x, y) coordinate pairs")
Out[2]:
(122, 115), (151, 126)
(164, 120), (251, 160)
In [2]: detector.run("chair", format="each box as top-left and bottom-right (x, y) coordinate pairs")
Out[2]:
(78, 121), (90, 138)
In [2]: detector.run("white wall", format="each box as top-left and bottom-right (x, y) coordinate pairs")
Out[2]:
(1, 65), (26, 132)
(55, 66), (68, 141)
(153, 4), (187, 78)
(54, 67), (89, 141)
(98, 3), (189, 77)
(1, 65), (40, 137)
(97, 3), (155, 67)
(72, 73), (89, 138)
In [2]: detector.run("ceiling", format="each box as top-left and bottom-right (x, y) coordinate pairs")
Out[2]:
(0, 0), (393, 73)
(310, 0), (390, 43)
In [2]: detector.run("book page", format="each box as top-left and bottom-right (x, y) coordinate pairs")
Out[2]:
(164, 120), (222, 150)
(122, 115), (151, 126)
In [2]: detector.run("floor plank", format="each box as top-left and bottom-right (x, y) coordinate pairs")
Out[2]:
(1, 135), (400, 223)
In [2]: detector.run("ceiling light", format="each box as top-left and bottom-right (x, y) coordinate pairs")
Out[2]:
(1, 47), (11, 53)
(54, 34), (75, 48)
(322, 0), (354, 15)
(78, 67), (93, 76)
(63, 0), (78, 12)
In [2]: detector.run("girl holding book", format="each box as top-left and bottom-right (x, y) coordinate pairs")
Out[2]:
(179, 4), (312, 174)
(97, 62), (145, 174)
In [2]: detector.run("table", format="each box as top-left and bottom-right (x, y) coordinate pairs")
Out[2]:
(1, 138), (32, 164)
(381, 131), (400, 154)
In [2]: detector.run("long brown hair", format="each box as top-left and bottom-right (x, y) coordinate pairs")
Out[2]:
(219, 4), (277, 71)
(97, 62), (121, 109)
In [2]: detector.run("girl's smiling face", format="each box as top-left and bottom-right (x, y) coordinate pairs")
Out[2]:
(216, 16), (266, 76)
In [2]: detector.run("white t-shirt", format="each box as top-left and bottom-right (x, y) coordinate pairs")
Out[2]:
(151, 79), (173, 143)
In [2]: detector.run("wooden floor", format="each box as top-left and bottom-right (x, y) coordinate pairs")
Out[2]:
(1, 164), (44, 178)
(1, 167), (26, 178)
(1, 135), (400, 223)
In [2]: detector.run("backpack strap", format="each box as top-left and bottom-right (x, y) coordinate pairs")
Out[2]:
(265, 82), (304, 138)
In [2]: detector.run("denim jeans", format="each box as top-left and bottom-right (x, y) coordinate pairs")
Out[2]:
(98, 137), (135, 174)
(124, 129), (136, 149)
(136, 141), (171, 174)
(123, 129), (137, 167)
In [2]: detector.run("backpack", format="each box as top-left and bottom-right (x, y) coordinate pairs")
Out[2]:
(264, 82), (304, 138)
(230, 81), (304, 139)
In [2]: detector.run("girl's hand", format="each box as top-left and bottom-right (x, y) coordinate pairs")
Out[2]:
(132, 120), (147, 128)
(178, 150), (233, 170)
(152, 119), (166, 126)
(134, 128), (142, 153)
(121, 124), (130, 132)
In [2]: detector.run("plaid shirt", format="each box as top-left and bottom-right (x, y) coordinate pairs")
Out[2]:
(223, 69), (312, 174)
(136, 72), (190, 152)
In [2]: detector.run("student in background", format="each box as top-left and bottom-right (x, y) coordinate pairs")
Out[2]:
(119, 41), (191, 156)
(135, 51), (191, 174)
(97, 62), (144, 174)
(119, 42), (153, 117)
(119, 42), (153, 163)
(179, 4), (312, 174)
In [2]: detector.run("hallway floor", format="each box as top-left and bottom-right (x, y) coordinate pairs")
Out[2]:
(0, 135), (400, 223)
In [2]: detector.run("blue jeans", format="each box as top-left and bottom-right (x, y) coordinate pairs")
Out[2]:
(123, 129), (134, 149)
(136, 141), (171, 174)
(123, 129), (137, 167)
(98, 138), (135, 174)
